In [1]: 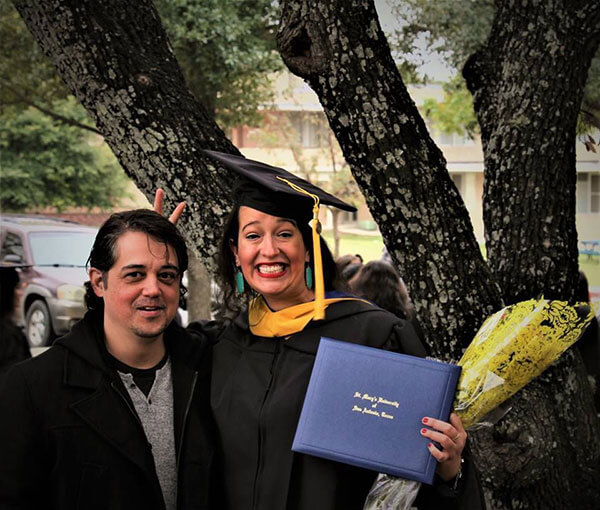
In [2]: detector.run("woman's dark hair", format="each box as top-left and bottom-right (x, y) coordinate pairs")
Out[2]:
(216, 205), (343, 314)
(576, 270), (590, 302)
(336, 254), (357, 272)
(0, 267), (20, 318)
(84, 209), (189, 312)
(350, 260), (413, 320)
(342, 262), (362, 281)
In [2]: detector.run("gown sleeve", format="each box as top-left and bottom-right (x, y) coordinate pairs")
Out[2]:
(380, 318), (428, 357)
(413, 444), (487, 510)
(186, 319), (226, 345)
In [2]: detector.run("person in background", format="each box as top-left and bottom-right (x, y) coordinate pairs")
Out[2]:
(161, 151), (485, 510)
(0, 210), (215, 510)
(0, 264), (31, 377)
(350, 260), (414, 320)
(336, 253), (363, 283)
(576, 270), (600, 412)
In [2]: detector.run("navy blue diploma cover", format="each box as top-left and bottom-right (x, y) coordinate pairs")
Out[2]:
(292, 338), (461, 485)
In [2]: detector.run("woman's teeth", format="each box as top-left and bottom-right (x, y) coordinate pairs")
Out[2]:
(258, 264), (285, 274)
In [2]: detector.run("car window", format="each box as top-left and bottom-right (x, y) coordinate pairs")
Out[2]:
(1, 232), (26, 263)
(29, 231), (96, 267)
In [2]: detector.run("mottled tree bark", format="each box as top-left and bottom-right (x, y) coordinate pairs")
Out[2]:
(186, 254), (212, 321)
(277, 0), (502, 358)
(12, 0), (238, 265)
(277, 0), (600, 508)
(464, 0), (600, 304)
(459, 1), (600, 507)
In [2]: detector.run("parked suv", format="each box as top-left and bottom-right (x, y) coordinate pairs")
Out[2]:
(0, 215), (97, 347)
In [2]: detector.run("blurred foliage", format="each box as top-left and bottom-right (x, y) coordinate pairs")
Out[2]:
(389, 0), (599, 139)
(0, 0), (127, 211)
(0, 0), (284, 213)
(0, 98), (129, 212)
(579, 56), (600, 147)
(422, 75), (478, 137)
(0, 0), (70, 113)
(154, 0), (283, 129)
(389, 0), (494, 73)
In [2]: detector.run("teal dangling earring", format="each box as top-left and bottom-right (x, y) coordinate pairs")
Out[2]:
(305, 264), (313, 290)
(235, 269), (245, 294)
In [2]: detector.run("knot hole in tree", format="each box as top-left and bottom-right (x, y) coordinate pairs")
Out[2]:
(136, 74), (152, 87)
(290, 27), (311, 58)
(279, 24), (326, 77)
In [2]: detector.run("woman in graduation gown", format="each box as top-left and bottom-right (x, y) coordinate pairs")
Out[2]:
(161, 151), (485, 510)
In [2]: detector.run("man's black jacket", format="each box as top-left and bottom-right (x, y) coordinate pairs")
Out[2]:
(0, 311), (216, 510)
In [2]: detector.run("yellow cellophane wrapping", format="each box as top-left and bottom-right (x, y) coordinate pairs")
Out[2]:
(454, 299), (598, 429)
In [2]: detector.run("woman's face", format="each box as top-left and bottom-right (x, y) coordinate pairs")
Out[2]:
(232, 206), (313, 311)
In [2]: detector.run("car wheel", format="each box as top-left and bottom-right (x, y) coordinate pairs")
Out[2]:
(26, 300), (54, 348)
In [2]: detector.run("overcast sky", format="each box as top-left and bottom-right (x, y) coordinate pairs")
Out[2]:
(374, 0), (453, 81)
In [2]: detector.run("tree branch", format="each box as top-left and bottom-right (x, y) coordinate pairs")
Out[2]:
(1, 78), (102, 135)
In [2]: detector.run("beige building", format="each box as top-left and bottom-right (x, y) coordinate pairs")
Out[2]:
(230, 72), (599, 244)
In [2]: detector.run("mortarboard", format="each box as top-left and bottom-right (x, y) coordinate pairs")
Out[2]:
(203, 150), (357, 320)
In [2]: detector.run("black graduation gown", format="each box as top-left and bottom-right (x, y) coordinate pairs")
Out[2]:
(211, 299), (485, 510)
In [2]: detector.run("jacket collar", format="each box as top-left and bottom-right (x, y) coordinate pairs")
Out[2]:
(55, 311), (207, 481)
(56, 311), (203, 387)
(54, 311), (109, 390)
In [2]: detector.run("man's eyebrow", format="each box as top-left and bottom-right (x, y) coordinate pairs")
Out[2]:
(120, 264), (146, 272)
(119, 264), (179, 271)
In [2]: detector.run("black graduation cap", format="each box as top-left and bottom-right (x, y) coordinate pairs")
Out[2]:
(203, 149), (357, 319)
(203, 150), (356, 221)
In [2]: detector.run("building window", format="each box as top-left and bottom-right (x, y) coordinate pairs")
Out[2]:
(434, 131), (475, 146)
(577, 173), (600, 213)
(290, 112), (329, 148)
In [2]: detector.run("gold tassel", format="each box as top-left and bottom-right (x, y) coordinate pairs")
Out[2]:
(276, 177), (325, 320)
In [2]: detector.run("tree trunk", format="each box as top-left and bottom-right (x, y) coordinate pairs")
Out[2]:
(278, 0), (502, 359)
(12, 0), (237, 265)
(277, 0), (600, 507)
(186, 253), (212, 322)
(462, 2), (600, 507)
(331, 208), (340, 258)
(464, 0), (599, 304)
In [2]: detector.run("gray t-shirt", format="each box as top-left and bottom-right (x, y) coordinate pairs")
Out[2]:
(118, 359), (177, 510)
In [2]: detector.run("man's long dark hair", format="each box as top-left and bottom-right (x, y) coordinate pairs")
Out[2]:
(84, 209), (188, 313)
(216, 205), (343, 315)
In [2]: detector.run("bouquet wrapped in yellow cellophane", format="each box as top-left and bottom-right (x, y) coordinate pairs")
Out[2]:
(364, 298), (597, 510)
(454, 298), (598, 429)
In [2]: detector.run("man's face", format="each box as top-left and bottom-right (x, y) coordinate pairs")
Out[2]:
(89, 231), (180, 344)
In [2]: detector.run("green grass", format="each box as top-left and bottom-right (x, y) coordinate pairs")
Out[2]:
(321, 231), (383, 262)
(580, 255), (600, 288)
(322, 231), (600, 288)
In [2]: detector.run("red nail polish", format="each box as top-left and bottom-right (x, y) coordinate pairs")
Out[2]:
(421, 428), (427, 434)
(422, 417), (428, 424)
(428, 443), (433, 448)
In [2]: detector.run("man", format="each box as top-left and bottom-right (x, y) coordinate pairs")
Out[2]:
(0, 264), (31, 378)
(0, 210), (215, 510)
